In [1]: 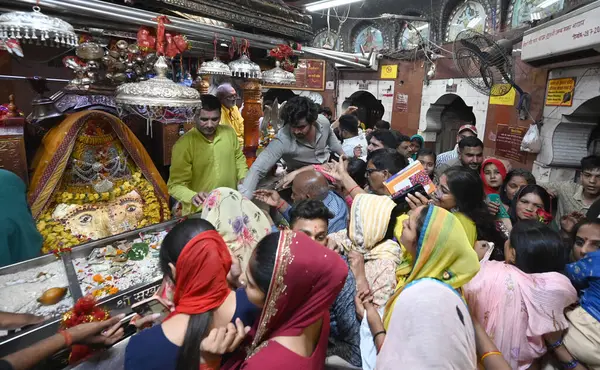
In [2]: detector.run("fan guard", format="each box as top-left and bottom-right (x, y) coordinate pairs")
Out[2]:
(452, 29), (514, 97)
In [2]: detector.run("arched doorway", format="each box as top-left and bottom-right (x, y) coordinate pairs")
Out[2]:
(425, 94), (475, 153)
(263, 89), (296, 104)
(343, 91), (384, 128)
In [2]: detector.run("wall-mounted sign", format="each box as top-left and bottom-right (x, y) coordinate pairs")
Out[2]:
(263, 59), (326, 91)
(395, 93), (409, 112)
(489, 86), (516, 106)
(545, 77), (576, 106)
(521, 1), (600, 62)
(495, 124), (528, 163)
(380, 64), (398, 79)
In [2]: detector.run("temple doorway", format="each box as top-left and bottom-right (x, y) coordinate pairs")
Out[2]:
(426, 94), (475, 153)
(343, 91), (384, 129)
(263, 88), (296, 104)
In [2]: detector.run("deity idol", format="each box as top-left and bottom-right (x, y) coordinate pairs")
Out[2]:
(28, 110), (170, 254)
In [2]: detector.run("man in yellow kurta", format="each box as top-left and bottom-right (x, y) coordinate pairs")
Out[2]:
(217, 83), (244, 146)
(168, 94), (248, 215)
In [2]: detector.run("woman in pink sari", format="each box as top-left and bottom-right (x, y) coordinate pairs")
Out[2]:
(222, 230), (348, 369)
(464, 220), (578, 369)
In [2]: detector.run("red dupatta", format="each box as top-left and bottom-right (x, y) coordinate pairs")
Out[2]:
(223, 230), (348, 369)
(165, 230), (232, 320)
(480, 158), (507, 195)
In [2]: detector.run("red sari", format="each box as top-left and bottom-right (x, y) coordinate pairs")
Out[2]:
(222, 231), (348, 370)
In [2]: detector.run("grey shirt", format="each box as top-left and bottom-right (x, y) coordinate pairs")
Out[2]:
(241, 115), (343, 197)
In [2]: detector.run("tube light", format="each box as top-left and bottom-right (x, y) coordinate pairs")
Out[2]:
(537, 0), (559, 8)
(306, 0), (363, 12)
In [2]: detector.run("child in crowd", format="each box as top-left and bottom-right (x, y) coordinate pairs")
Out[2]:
(464, 221), (578, 369)
(416, 148), (436, 180)
(481, 158), (512, 235)
(548, 219), (600, 370)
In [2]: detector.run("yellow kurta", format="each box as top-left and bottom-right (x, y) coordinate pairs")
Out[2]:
(168, 125), (248, 215)
(221, 105), (244, 146)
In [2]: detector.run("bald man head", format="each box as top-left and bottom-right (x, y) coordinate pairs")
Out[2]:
(216, 83), (237, 108)
(291, 170), (329, 202)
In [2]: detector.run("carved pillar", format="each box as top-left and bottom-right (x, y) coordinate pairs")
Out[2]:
(0, 95), (29, 184)
(241, 80), (262, 167)
(194, 75), (211, 95)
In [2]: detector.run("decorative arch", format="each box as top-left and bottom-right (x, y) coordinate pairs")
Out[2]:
(396, 8), (434, 50)
(311, 27), (344, 51)
(439, 0), (496, 42)
(344, 90), (384, 128)
(345, 20), (392, 53)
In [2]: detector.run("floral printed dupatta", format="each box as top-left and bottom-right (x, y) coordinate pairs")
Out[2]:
(201, 187), (271, 271)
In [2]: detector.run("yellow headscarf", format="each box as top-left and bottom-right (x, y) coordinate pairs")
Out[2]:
(383, 206), (480, 329)
(347, 193), (401, 264)
(221, 105), (244, 146)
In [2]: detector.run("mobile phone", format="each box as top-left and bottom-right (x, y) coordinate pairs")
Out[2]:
(392, 183), (428, 205)
(131, 297), (170, 317)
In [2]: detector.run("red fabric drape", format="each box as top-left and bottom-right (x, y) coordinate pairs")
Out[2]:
(165, 230), (232, 320)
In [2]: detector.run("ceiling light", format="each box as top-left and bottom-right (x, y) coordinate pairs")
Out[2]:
(306, 0), (363, 12)
(220, 43), (228, 47)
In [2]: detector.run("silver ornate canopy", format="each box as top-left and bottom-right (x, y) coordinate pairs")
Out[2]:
(115, 55), (202, 136)
(262, 61), (296, 85)
(0, 6), (78, 47)
(229, 54), (262, 79)
(198, 57), (232, 76)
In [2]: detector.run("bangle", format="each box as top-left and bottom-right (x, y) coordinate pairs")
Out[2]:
(480, 351), (502, 362)
(547, 338), (564, 351)
(563, 359), (579, 369)
(348, 185), (360, 194)
(60, 330), (73, 347)
(373, 330), (386, 341)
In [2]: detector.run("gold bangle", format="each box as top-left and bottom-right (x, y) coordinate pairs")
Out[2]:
(481, 351), (502, 362)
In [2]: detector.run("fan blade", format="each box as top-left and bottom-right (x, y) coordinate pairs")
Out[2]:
(460, 38), (484, 56)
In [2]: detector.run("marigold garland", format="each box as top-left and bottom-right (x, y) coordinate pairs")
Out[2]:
(37, 171), (169, 254)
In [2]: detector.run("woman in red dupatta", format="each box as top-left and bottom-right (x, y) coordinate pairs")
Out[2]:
(222, 230), (348, 369)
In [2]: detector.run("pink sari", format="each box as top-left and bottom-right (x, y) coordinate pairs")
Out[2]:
(464, 257), (577, 369)
(222, 230), (348, 370)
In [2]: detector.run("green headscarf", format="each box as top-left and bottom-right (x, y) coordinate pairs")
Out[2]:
(410, 134), (424, 160)
(0, 170), (42, 267)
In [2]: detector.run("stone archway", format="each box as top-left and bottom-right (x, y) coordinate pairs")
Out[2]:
(425, 93), (476, 153)
(263, 89), (296, 104)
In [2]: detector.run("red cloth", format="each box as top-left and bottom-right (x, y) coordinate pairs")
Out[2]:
(480, 158), (507, 195)
(222, 230), (347, 370)
(165, 230), (232, 320)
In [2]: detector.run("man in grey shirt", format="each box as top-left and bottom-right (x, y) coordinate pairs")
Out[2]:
(241, 96), (344, 198)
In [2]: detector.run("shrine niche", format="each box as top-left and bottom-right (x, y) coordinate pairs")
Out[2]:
(311, 28), (343, 51)
(440, 0), (493, 42)
(28, 110), (170, 254)
(353, 24), (386, 53)
(506, 0), (565, 28)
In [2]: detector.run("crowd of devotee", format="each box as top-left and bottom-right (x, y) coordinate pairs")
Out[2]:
(1, 92), (600, 370)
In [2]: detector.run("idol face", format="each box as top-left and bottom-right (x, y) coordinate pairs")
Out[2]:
(53, 190), (145, 240)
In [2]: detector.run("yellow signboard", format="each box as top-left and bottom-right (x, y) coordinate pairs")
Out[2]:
(380, 64), (398, 79)
(489, 86), (516, 106)
(545, 77), (576, 106)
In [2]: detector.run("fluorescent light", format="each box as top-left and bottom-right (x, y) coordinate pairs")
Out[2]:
(220, 43), (228, 47)
(537, 0), (559, 8)
(306, 0), (363, 12)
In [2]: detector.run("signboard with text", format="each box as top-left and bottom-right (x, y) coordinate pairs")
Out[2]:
(522, 2), (600, 62)
(495, 125), (528, 163)
(263, 59), (326, 91)
(545, 78), (576, 106)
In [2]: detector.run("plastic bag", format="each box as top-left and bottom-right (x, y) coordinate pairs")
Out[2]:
(520, 123), (542, 153)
